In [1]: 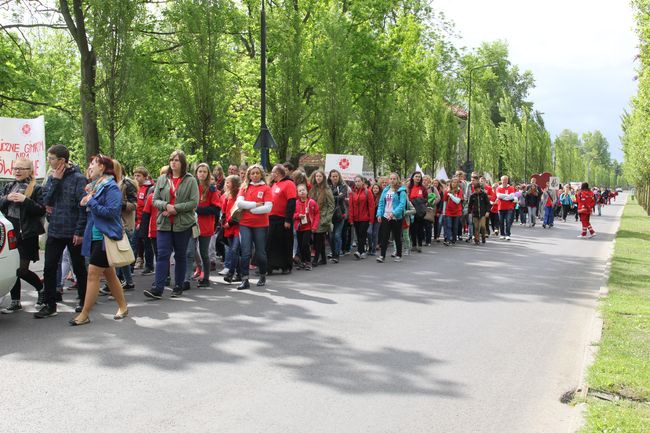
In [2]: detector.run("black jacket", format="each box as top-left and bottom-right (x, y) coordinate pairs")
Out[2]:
(468, 190), (491, 218)
(0, 181), (46, 239)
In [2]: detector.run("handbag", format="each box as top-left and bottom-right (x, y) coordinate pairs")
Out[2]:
(103, 232), (135, 268)
(424, 207), (436, 222)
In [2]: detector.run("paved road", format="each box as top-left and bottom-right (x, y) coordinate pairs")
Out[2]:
(0, 195), (625, 433)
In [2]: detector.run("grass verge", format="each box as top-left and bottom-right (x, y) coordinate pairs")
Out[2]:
(580, 199), (650, 432)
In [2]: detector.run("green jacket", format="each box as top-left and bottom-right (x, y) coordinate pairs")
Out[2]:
(153, 172), (199, 232)
(309, 187), (334, 233)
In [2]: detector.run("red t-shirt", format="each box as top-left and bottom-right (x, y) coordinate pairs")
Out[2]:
(496, 185), (516, 211)
(168, 176), (183, 225)
(270, 179), (297, 218)
(238, 183), (272, 228)
(444, 190), (463, 216)
(409, 185), (427, 200)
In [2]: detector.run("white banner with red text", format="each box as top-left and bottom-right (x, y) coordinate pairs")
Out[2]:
(0, 116), (46, 179)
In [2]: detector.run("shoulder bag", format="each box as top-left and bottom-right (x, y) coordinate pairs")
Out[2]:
(103, 232), (135, 268)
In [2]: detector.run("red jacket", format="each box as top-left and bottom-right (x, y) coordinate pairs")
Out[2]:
(576, 190), (595, 213)
(220, 194), (240, 238)
(294, 198), (320, 232)
(143, 193), (157, 238)
(196, 184), (221, 237)
(348, 187), (375, 223)
(136, 180), (154, 225)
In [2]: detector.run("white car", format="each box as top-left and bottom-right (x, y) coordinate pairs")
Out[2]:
(0, 211), (19, 300)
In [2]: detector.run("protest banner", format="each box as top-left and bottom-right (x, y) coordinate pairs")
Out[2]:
(0, 116), (46, 178)
(324, 154), (363, 181)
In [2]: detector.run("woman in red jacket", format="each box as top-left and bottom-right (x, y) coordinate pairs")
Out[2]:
(185, 163), (220, 289)
(348, 175), (375, 259)
(576, 182), (597, 238)
(407, 172), (428, 252)
(294, 184), (319, 270)
(443, 177), (464, 246)
(222, 174), (242, 283)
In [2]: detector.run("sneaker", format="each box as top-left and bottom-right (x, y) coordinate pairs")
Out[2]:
(218, 267), (230, 276)
(36, 291), (45, 308)
(122, 282), (135, 291)
(34, 304), (57, 318)
(197, 279), (210, 288)
(303, 264), (312, 271)
(505, 236), (511, 241)
(223, 274), (235, 284)
(394, 256), (402, 262)
(578, 234), (586, 238)
(376, 256), (384, 263)
(330, 257), (339, 264)
(354, 252), (361, 259)
(257, 275), (266, 287)
(143, 289), (162, 300)
(499, 236), (506, 240)
(134, 257), (144, 270)
(141, 268), (154, 276)
(237, 279), (250, 290)
(171, 287), (183, 298)
(390, 252), (396, 258)
(443, 241), (450, 246)
(360, 253), (367, 259)
(1, 300), (22, 314)
(232, 275), (242, 282)
(589, 232), (597, 238)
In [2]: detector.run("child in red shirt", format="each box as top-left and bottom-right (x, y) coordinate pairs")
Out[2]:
(294, 184), (320, 270)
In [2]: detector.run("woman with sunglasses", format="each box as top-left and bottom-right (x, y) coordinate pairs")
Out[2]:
(144, 150), (199, 299)
(0, 158), (46, 314)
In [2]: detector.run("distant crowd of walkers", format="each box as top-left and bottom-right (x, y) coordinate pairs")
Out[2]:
(0, 144), (613, 325)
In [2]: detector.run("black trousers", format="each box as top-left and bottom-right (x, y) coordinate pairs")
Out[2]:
(43, 236), (87, 308)
(297, 230), (312, 264)
(409, 217), (425, 247)
(313, 232), (326, 264)
(353, 221), (369, 254)
(379, 217), (402, 258)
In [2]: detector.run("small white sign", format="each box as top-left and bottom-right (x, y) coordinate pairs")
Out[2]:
(0, 115), (46, 178)
(549, 176), (560, 190)
(325, 154), (364, 182)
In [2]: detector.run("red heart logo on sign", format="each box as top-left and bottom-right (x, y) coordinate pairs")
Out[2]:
(21, 123), (31, 135)
(339, 158), (350, 170)
(530, 172), (552, 188)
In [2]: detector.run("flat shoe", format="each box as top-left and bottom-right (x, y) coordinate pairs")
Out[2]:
(114, 309), (129, 320)
(69, 317), (90, 326)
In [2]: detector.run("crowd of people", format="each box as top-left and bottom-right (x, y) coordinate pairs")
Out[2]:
(0, 144), (612, 325)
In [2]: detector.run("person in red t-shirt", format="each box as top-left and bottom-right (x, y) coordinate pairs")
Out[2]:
(407, 172), (428, 252)
(267, 164), (297, 274)
(236, 164), (272, 290)
(443, 177), (464, 245)
(134, 166), (155, 272)
(576, 182), (597, 238)
(349, 175), (375, 259)
(294, 184), (319, 270)
(183, 163), (221, 289)
(221, 174), (242, 284)
(495, 175), (516, 240)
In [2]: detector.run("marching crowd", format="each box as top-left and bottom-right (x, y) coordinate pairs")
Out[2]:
(0, 144), (612, 325)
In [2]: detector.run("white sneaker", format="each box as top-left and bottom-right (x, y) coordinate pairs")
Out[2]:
(394, 256), (402, 262)
(589, 232), (597, 238)
(577, 234), (586, 238)
(500, 236), (506, 240)
(360, 253), (367, 259)
(505, 236), (511, 241)
(218, 268), (230, 276)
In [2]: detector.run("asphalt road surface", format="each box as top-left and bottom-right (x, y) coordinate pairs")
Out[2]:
(0, 195), (625, 433)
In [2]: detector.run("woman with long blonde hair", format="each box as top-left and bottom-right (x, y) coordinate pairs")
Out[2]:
(0, 158), (46, 313)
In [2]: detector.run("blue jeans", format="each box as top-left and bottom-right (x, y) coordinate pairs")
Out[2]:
(527, 206), (537, 226)
(543, 206), (555, 226)
(117, 228), (135, 284)
(367, 222), (379, 255)
(225, 235), (240, 276)
(239, 225), (268, 278)
(498, 209), (514, 236)
(444, 216), (460, 242)
(184, 235), (212, 282)
(330, 219), (344, 257)
(153, 228), (192, 292)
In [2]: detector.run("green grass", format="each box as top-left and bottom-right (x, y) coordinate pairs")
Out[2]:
(581, 200), (650, 432)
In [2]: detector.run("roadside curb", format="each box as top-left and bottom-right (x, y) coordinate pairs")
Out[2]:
(568, 196), (626, 433)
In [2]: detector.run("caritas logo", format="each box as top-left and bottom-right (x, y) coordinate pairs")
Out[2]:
(338, 158), (350, 170)
(21, 123), (31, 135)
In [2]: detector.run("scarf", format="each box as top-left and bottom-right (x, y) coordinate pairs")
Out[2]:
(89, 175), (114, 195)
